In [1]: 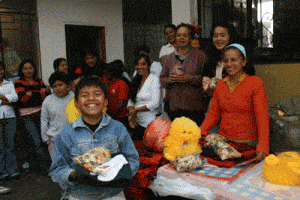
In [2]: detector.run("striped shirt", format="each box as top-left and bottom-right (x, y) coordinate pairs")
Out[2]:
(14, 78), (50, 110)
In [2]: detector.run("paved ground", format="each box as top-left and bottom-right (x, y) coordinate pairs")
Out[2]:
(1, 127), (63, 200)
(0, 171), (62, 200)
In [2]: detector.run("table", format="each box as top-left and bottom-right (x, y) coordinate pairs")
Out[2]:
(149, 161), (300, 200)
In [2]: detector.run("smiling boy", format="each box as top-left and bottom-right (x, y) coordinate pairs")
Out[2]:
(49, 76), (139, 200)
(41, 72), (74, 160)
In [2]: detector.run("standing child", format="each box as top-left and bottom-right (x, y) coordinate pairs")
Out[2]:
(0, 61), (20, 181)
(74, 48), (107, 83)
(53, 58), (68, 74)
(49, 76), (139, 200)
(66, 76), (82, 123)
(41, 72), (74, 160)
(106, 60), (130, 130)
(14, 59), (51, 175)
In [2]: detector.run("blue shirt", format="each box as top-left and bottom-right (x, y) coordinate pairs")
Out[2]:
(49, 114), (139, 200)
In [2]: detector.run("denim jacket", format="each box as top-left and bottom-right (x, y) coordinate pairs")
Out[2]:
(49, 114), (139, 200)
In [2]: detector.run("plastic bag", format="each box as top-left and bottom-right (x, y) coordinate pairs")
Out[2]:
(204, 134), (241, 160)
(149, 176), (214, 200)
(171, 153), (203, 172)
(73, 146), (111, 172)
(157, 112), (171, 121)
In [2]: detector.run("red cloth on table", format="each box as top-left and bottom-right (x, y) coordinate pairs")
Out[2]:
(200, 137), (257, 168)
(124, 140), (169, 200)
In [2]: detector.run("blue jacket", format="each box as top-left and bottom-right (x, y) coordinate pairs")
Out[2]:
(49, 114), (139, 200)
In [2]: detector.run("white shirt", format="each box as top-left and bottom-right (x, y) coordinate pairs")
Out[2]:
(215, 61), (224, 80)
(122, 71), (132, 82)
(133, 61), (162, 78)
(127, 73), (162, 128)
(159, 43), (176, 58)
(41, 91), (74, 143)
(0, 79), (18, 119)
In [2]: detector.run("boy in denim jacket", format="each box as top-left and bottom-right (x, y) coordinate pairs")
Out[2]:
(49, 76), (139, 200)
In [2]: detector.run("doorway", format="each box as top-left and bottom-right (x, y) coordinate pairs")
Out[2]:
(65, 24), (106, 74)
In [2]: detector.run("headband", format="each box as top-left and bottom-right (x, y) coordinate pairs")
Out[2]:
(226, 43), (246, 59)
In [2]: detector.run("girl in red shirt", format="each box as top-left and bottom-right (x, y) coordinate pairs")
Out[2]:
(14, 59), (51, 175)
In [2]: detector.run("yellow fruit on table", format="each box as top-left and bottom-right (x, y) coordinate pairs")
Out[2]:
(263, 151), (300, 186)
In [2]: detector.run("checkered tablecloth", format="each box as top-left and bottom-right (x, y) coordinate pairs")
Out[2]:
(215, 161), (300, 200)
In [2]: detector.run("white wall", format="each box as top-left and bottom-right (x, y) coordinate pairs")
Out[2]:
(172, 0), (198, 26)
(172, 0), (191, 25)
(37, 0), (123, 84)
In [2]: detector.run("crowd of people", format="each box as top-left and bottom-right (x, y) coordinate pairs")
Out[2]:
(0, 21), (270, 199)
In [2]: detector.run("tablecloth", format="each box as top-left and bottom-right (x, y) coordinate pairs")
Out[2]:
(149, 160), (300, 199)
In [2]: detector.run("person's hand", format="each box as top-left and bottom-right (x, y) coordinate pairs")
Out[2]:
(0, 95), (7, 101)
(26, 91), (33, 96)
(167, 74), (178, 83)
(175, 73), (192, 83)
(255, 151), (266, 162)
(128, 107), (137, 128)
(129, 119), (137, 129)
(0, 95), (9, 105)
(202, 76), (211, 91)
(40, 88), (48, 93)
(128, 108), (137, 119)
(128, 113), (137, 128)
(168, 73), (192, 83)
(1, 99), (9, 105)
(128, 114), (137, 128)
(69, 170), (76, 181)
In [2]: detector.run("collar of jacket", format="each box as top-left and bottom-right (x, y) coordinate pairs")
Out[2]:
(72, 114), (111, 132)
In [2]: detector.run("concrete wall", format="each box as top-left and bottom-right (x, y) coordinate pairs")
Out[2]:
(172, 0), (192, 25)
(36, 0), (123, 85)
(255, 63), (300, 106)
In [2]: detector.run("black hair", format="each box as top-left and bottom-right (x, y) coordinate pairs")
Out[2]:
(203, 22), (248, 78)
(176, 23), (195, 39)
(0, 61), (6, 79)
(111, 59), (125, 70)
(211, 22), (255, 76)
(53, 58), (67, 71)
(164, 24), (177, 33)
(129, 54), (151, 103)
(135, 45), (151, 58)
(210, 21), (241, 44)
(84, 48), (99, 58)
(107, 59), (132, 92)
(133, 53), (151, 67)
(18, 59), (38, 79)
(82, 48), (107, 77)
(48, 71), (71, 87)
(74, 75), (108, 100)
(207, 22), (241, 63)
(106, 60), (124, 79)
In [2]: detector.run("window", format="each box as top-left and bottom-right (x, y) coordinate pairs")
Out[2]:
(0, 0), (40, 78)
(255, 0), (273, 48)
(200, 0), (300, 63)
